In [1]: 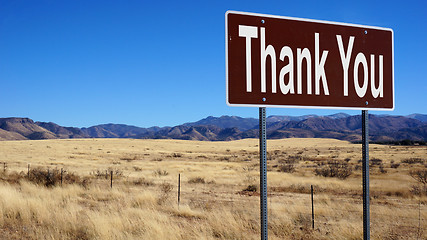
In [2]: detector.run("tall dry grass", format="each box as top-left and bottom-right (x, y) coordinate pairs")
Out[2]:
(0, 138), (425, 239)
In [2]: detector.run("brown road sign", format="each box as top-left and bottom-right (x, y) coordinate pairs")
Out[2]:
(226, 11), (394, 110)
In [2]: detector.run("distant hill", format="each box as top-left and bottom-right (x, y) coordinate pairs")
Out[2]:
(183, 115), (258, 131)
(80, 124), (161, 138)
(0, 118), (56, 140)
(407, 113), (427, 122)
(264, 115), (425, 142)
(88, 124), (162, 138)
(36, 122), (89, 139)
(0, 128), (27, 140)
(0, 113), (426, 142)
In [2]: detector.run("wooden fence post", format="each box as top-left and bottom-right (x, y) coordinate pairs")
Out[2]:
(178, 173), (181, 207)
(110, 171), (113, 188)
(311, 185), (315, 229)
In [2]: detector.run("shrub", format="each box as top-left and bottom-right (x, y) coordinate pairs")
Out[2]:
(28, 168), (80, 187)
(286, 155), (303, 163)
(188, 177), (205, 184)
(279, 164), (295, 173)
(153, 169), (169, 177)
(379, 164), (387, 174)
(28, 168), (56, 186)
(62, 170), (81, 184)
(370, 158), (383, 166)
(402, 158), (424, 164)
(314, 160), (352, 179)
(160, 182), (173, 193)
(120, 155), (139, 161)
(390, 163), (400, 168)
(132, 177), (154, 186)
(133, 166), (143, 171)
(157, 182), (173, 205)
(91, 169), (110, 179)
(409, 169), (427, 185)
(0, 171), (25, 184)
(243, 184), (257, 192)
(410, 185), (427, 196)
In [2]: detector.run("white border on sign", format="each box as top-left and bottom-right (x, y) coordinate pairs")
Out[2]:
(225, 10), (395, 111)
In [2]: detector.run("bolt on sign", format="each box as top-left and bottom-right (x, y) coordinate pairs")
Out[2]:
(226, 11), (394, 110)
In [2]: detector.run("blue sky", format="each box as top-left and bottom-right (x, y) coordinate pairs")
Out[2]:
(0, 0), (426, 127)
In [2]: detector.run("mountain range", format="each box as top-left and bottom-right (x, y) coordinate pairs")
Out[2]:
(0, 113), (426, 142)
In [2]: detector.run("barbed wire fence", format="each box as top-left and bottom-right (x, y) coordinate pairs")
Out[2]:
(0, 161), (425, 238)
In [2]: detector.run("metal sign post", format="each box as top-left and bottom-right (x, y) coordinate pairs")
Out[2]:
(259, 107), (268, 240)
(362, 110), (370, 240)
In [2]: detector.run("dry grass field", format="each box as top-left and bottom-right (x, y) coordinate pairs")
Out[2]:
(0, 138), (426, 239)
